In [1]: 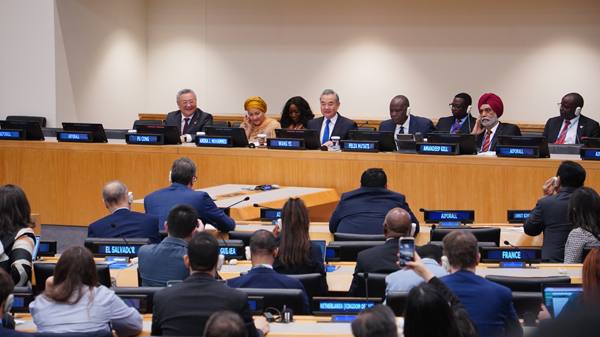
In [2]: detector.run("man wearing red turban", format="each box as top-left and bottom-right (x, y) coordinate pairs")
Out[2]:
(471, 93), (521, 152)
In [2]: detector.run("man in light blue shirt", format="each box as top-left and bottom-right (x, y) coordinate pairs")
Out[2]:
(385, 244), (447, 295)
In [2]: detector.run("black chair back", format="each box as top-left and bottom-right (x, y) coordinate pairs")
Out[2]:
(6, 115), (47, 127)
(385, 290), (409, 316)
(212, 121), (231, 127)
(333, 233), (385, 242)
(112, 286), (164, 313)
(484, 275), (571, 292)
(132, 120), (164, 128)
(34, 263), (112, 294)
(355, 272), (388, 298)
(582, 243), (600, 261)
(232, 122), (242, 128)
(430, 227), (501, 247)
(286, 273), (324, 312)
(511, 291), (543, 318)
(357, 126), (376, 131)
(326, 241), (385, 262)
(228, 231), (253, 248)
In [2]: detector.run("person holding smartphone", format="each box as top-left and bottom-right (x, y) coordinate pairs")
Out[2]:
(241, 97), (280, 143)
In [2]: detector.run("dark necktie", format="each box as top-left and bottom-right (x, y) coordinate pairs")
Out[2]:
(182, 118), (190, 135)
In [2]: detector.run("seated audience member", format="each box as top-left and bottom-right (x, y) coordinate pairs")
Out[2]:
(329, 168), (419, 234)
(524, 160), (586, 262)
(88, 180), (160, 244)
(242, 97), (280, 143)
(542, 93), (600, 144)
(165, 88), (214, 143)
(351, 304), (398, 337)
(227, 230), (310, 314)
(280, 96), (315, 129)
(379, 95), (435, 135)
(436, 93), (477, 134)
(348, 208), (412, 296)
(151, 232), (270, 337)
(29, 246), (143, 335)
(440, 231), (522, 337)
(403, 252), (478, 337)
(307, 89), (357, 146)
(273, 198), (328, 295)
(204, 311), (249, 337)
(0, 269), (34, 336)
(471, 93), (521, 152)
(386, 244), (448, 294)
(538, 247), (600, 325)
(144, 157), (236, 231)
(138, 204), (203, 287)
(0, 184), (35, 287)
(564, 187), (600, 263)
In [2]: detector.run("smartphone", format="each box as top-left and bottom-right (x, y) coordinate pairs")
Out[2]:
(552, 177), (558, 187)
(398, 237), (415, 267)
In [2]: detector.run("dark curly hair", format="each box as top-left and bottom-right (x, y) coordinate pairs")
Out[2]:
(280, 96), (315, 129)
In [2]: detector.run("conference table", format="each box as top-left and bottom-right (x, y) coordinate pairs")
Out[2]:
(2, 138), (600, 228)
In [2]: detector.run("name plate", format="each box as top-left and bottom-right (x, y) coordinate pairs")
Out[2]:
(267, 138), (305, 150)
(496, 145), (539, 158)
(312, 297), (380, 315)
(0, 129), (25, 140)
(580, 148), (600, 161)
(340, 140), (378, 152)
(416, 142), (458, 155)
(196, 135), (233, 147)
(260, 208), (282, 220)
(126, 133), (164, 145)
(424, 210), (475, 224)
(97, 244), (142, 256)
(57, 131), (93, 143)
(507, 209), (531, 223)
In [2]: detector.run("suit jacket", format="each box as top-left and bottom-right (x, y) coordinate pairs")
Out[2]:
(152, 273), (260, 337)
(542, 115), (600, 144)
(144, 183), (236, 232)
(88, 209), (160, 244)
(307, 113), (357, 142)
(441, 271), (522, 337)
(436, 114), (477, 134)
(273, 242), (328, 295)
(329, 187), (419, 235)
(523, 186), (577, 262)
(138, 237), (190, 287)
(0, 326), (34, 337)
(348, 238), (402, 296)
(379, 115), (435, 135)
(475, 122), (521, 151)
(226, 267), (310, 314)
(165, 108), (213, 136)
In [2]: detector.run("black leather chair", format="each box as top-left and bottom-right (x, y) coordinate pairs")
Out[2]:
(357, 126), (376, 131)
(228, 231), (253, 248)
(287, 273), (324, 312)
(430, 227), (501, 247)
(111, 287), (164, 313)
(333, 233), (385, 241)
(6, 115), (47, 127)
(33, 263), (112, 294)
(582, 243), (600, 261)
(511, 291), (543, 318)
(354, 272), (388, 298)
(385, 290), (409, 316)
(212, 121), (231, 127)
(484, 275), (571, 292)
(232, 122), (242, 128)
(132, 119), (164, 128)
(325, 241), (385, 262)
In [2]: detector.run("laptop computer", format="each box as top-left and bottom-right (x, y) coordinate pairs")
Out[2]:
(0, 121), (45, 140)
(275, 129), (321, 150)
(62, 122), (108, 143)
(542, 283), (583, 318)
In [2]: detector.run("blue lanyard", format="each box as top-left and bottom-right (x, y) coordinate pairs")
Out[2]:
(556, 119), (578, 142)
(450, 119), (465, 133)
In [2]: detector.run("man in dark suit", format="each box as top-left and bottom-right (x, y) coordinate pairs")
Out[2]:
(165, 89), (213, 143)
(348, 207), (412, 296)
(524, 161), (586, 262)
(307, 89), (357, 146)
(144, 157), (236, 231)
(542, 93), (600, 144)
(88, 180), (160, 244)
(436, 93), (477, 134)
(138, 204), (203, 287)
(440, 231), (522, 337)
(471, 93), (521, 151)
(0, 269), (34, 336)
(329, 168), (419, 235)
(379, 95), (435, 136)
(152, 232), (270, 337)
(226, 230), (310, 314)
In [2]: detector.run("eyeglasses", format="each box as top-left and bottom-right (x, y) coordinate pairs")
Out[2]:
(449, 104), (464, 109)
(557, 103), (567, 109)
(179, 100), (195, 105)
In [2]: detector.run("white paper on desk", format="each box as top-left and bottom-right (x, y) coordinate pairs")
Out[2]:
(205, 224), (216, 231)
(477, 151), (496, 156)
(15, 319), (25, 325)
(502, 227), (525, 232)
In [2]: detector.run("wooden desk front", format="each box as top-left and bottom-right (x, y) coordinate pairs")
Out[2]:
(2, 138), (600, 227)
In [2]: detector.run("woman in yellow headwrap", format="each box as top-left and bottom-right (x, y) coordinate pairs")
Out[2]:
(242, 97), (281, 143)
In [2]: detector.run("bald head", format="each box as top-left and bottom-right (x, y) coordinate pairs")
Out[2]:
(102, 180), (129, 211)
(383, 208), (412, 238)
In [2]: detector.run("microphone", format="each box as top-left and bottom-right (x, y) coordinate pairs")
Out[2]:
(253, 203), (280, 210)
(414, 132), (423, 143)
(503, 240), (536, 269)
(224, 196), (250, 209)
(354, 121), (369, 130)
(364, 271), (369, 310)
(419, 208), (426, 212)
(111, 223), (130, 245)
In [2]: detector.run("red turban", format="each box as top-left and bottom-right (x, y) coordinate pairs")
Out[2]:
(478, 93), (504, 118)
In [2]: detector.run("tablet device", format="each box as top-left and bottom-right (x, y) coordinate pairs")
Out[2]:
(135, 125), (182, 145)
(427, 133), (477, 155)
(275, 129), (321, 149)
(205, 127), (249, 147)
(542, 283), (583, 318)
(0, 121), (45, 140)
(62, 122), (108, 143)
(350, 130), (396, 152)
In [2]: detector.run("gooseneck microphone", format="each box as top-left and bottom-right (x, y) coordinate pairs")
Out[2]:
(111, 223), (130, 245)
(364, 271), (369, 309)
(354, 121), (369, 130)
(504, 240), (536, 269)
(224, 196), (250, 209)
(253, 203), (279, 210)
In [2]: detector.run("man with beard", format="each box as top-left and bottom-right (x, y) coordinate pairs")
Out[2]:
(471, 93), (521, 152)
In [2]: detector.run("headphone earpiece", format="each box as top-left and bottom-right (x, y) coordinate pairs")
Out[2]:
(169, 171), (172, 183)
(406, 107), (411, 116)
(217, 254), (225, 271)
(575, 107), (581, 117)
(441, 256), (450, 273)
(128, 192), (134, 204)
(466, 105), (472, 114)
(4, 294), (14, 313)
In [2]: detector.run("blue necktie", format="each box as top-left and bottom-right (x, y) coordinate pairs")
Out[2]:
(322, 119), (331, 144)
(399, 125), (404, 134)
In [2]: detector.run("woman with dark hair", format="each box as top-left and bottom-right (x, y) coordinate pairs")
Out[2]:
(29, 246), (142, 335)
(403, 252), (478, 337)
(280, 96), (315, 129)
(273, 198), (328, 294)
(564, 187), (600, 263)
(0, 184), (36, 286)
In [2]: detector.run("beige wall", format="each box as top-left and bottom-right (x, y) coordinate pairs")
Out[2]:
(1, 1), (599, 128)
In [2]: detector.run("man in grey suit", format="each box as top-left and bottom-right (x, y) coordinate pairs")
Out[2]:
(524, 161), (586, 262)
(165, 89), (213, 143)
